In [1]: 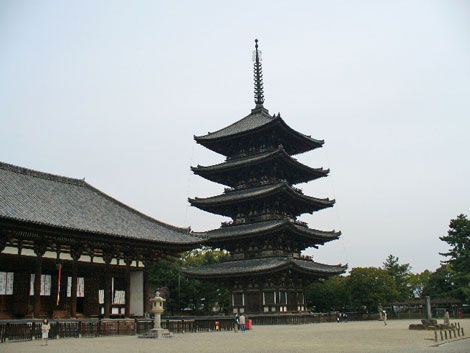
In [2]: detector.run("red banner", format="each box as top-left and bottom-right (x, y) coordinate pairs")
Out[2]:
(56, 263), (62, 306)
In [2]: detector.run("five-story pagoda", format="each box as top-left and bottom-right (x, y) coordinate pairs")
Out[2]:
(184, 40), (346, 314)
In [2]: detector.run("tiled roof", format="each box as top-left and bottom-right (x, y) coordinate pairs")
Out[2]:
(0, 161), (200, 245)
(194, 108), (324, 156)
(195, 219), (340, 243)
(183, 256), (346, 278)
(189, 182), (334, 212)
(192, 147), (328, 186)
(195, 108), (275, 140)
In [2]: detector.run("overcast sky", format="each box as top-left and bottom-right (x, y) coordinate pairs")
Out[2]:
(1, 0), (469, 273)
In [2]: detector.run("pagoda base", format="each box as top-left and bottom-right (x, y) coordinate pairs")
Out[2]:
(244, 312), (316, 326)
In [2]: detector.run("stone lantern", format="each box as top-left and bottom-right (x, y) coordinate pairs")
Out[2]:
(151, 291), (166, 330)
(139, 290), (171, 339)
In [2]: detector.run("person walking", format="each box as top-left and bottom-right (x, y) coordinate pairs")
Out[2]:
(234, 313), (240, 332)
(444, 310), (450, 326)
(383, 310), (387, 326)
(239, 314), (246, 333)
(41, 319), (51, 346)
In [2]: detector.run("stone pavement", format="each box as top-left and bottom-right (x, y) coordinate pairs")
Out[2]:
(2, 319), (469, 353)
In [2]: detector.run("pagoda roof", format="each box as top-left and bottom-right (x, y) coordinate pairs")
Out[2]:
(194, 107), (324, 156)
(0, 161), (200, 245)
(183, 256), (347, 279)
(195, 219), (340, 245)
(191, 146), (329, 186)
(189, 182), (334, 217)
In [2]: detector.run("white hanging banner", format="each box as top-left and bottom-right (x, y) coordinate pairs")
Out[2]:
(42, 275), (51, 296)
(67, 277), (72, 297)
(77, 277), (85, 297)
(0, 272), (6, 295)
(6, 272), (13, 295)
(67, 277), (85, 297)
(29, 274), (51, 296)
(30, 274), (35, 296)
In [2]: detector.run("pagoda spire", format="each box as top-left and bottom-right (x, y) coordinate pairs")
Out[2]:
(253, 39), (264, 108)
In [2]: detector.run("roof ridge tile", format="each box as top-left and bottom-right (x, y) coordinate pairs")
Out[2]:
(0, 161), (86, 186)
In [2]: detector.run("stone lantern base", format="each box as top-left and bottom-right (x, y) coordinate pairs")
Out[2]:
(139, 327), (171, 339)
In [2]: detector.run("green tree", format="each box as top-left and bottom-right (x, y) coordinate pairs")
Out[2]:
(305, 276), (350, 312)
(383, 254), (413, 300)
(439, 214), (470, 302)
(408, 270), (431, 298)
(348, 267), (397, 311)
(150, 248), (230, 315)
(422, 264), (457, 299)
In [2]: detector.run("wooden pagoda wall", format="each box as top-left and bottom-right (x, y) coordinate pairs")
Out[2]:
(230, 274), (307, 314)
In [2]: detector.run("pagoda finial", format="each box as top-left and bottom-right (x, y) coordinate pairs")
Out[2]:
(253, 39), (264, 108)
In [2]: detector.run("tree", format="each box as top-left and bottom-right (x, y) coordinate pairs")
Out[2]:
(408, 270), (431, 298)
(348, 267), (397, 311)
(422, 264), (457, 299)
(150, 248), (230, 315)
(439, 214), (470, 302)
(383, 254), (413, 300)
(305, 276), (350, 312)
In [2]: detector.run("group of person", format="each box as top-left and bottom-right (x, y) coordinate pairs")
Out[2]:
(234, 313), (247, 332)
(336, 312), (348, 323)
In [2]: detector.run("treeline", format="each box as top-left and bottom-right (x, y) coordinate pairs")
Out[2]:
(306, 214), (469, 312)
(150, 214), (469, 315)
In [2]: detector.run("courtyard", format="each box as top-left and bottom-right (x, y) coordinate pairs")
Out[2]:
(2, 319), (469, 353)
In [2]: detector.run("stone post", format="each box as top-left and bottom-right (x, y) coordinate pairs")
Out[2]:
(425, 296), (432, 320)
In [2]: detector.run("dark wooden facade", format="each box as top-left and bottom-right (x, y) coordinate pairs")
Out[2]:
(184, 40), (346, 314)
(0, 162), (200, 319)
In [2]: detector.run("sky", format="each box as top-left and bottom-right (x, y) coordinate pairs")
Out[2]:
(0, 0), (469, 273)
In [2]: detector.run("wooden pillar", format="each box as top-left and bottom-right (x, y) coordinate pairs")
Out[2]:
(0, 238), (6, 253)
(70, 261), (78, 317)
(125, 259), (132, 317)
(69, 248), (81, 318)
(103, 254), (112, 318)
(33, 243), (46, 318)
(143, 261), (151, 314)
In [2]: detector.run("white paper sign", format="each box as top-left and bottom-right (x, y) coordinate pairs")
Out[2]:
(113, 290), (125, 304)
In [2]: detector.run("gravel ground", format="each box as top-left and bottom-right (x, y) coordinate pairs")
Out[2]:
(2, 319), (469, 353)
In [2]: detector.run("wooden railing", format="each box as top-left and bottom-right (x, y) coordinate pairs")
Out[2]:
(0, 319), (136, 343)
(0, 317), (237, 342)
(0, 313), (380, 343)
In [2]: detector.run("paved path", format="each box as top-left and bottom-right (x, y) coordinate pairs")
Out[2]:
(2, 319), (469, 353)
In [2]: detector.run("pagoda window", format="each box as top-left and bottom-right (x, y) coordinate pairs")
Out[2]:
(263, 291), (275, 305)
(278, 291), (287, 305)
(233, 292), (244, 306)
(298, 292), (305, 305)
